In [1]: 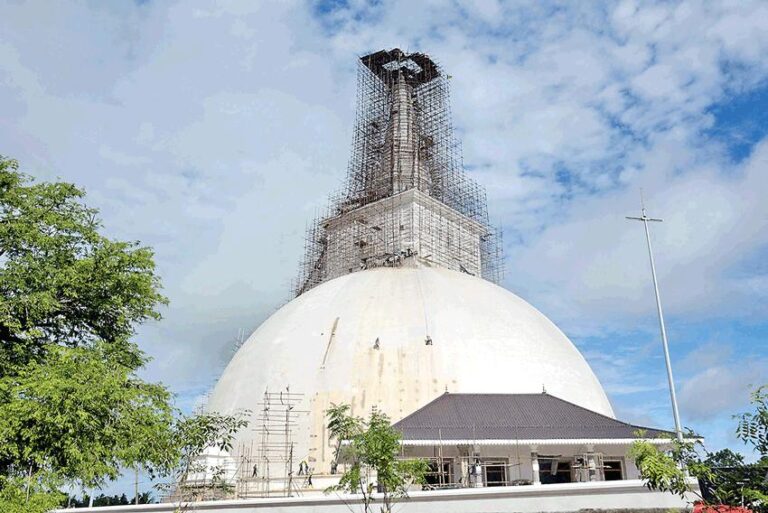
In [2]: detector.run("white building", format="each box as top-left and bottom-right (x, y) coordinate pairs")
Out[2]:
(394, 392), (672, 488)
(200, 49), (676, 500)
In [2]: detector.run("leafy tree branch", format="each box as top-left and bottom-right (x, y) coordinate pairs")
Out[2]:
(630, 385), (768, 512)
(325, 404), (428, 513)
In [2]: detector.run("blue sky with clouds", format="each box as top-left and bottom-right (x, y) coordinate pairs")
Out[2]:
(2, 0), (767, 495)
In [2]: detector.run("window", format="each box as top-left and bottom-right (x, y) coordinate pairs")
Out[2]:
(539, 459), (572, 484)
(604, 460), (623, 481)
(484, 463), (507, 487)
(424, 460), (453, 488)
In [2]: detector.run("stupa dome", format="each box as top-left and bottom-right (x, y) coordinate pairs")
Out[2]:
(206, 263), (613, 470)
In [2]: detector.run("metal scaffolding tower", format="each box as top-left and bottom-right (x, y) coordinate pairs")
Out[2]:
(295, 49), (503, 296)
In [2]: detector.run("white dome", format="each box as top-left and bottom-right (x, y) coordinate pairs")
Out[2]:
(207, 265), (613, 470)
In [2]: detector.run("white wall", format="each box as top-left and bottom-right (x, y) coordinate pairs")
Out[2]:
(54, 479), (697, 513)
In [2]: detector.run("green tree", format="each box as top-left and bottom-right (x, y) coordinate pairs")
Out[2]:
(325, 405), (428, 513)
(704, 449), (745, 468)
(0, 344), (176, 487)
(327, 403), (364, 466)
(0, 156), (166, 373)
(0, 474), (63, 513)
(628, 429), (711, 501)
(163, 411), (249, 502)
(737, 386), (768, 456)
(66, 490), (155, 507)
(629, 385), (768, 512)
(0, 156), (247, 511)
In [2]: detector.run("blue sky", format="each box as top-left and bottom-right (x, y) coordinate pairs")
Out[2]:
(1, 0), (767, 496)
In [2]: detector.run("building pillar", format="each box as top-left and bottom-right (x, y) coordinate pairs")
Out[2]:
(585, 444), (598, 482)
(457, 446), (470, 488)
(471, 446), (483, 488)
(531, 445), (540, 485)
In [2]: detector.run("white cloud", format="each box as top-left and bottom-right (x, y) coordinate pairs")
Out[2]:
(679, 361), (767, 421)
(0, 0), (352, 390)
(675, 341), (767, 422)
(509, 139), (768, 333)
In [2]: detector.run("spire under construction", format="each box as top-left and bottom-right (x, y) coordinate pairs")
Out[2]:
(295, 49), (502, 295)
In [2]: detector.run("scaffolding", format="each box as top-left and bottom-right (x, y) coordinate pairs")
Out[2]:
(234, 388), (306, 498)
(295, 49), (503, 296)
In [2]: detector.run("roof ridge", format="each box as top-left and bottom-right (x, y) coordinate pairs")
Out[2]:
(449, 392), (546, 396)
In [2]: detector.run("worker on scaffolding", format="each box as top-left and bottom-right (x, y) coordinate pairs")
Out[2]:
(470, 458), (483, 488)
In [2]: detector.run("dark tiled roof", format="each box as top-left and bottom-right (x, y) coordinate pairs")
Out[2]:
(393, 393), (671, 441)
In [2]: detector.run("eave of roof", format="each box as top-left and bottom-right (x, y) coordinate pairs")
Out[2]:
(400, 438), (694, 446)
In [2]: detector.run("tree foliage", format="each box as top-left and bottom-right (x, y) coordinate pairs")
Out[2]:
(0, 156), (166, 372)
(630, 385), (768, 512)
(704, 449), (746, 468)
(325, 404), (428, 513)
(0, 343), (176, 486)
(164, 411), (250, 502)
(628, 432), (700, 499)
(0, 474), (65, 513)
(327, 403), (364, 465)
(737, 386), (768, 456)
(0, 156), (247, 511)
(66, 491), (154, 507)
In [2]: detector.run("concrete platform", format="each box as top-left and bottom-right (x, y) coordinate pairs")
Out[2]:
(54, 479), (697, 512)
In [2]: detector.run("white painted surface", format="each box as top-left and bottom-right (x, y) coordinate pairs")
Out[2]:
(53, 480), (696, 513)
(185, 447), (237, 486)
(206, 265), (613, 472)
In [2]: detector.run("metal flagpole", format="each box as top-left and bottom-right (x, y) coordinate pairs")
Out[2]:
(627, 199), (684, 443)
